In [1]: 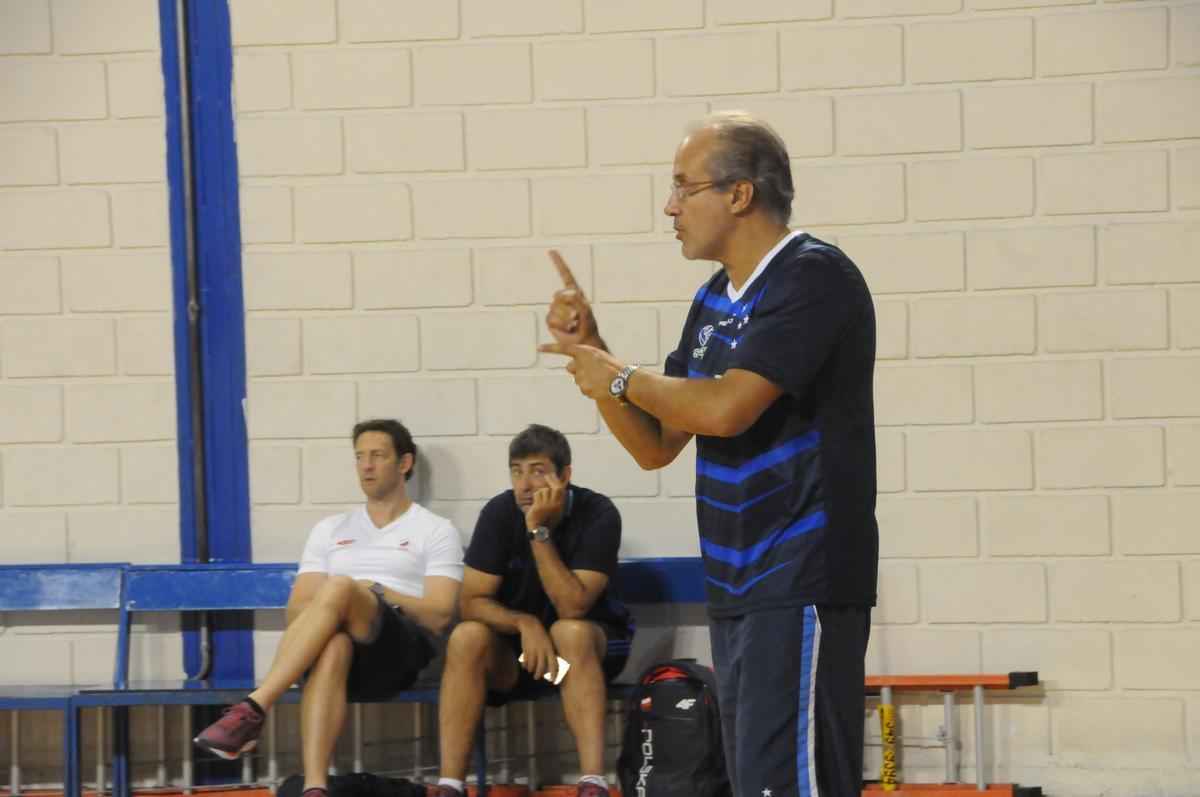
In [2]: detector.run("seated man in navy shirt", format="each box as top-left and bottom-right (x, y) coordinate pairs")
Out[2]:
(429, 424), (632, 797)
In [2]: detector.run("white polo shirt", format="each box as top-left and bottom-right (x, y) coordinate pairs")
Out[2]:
(297, 503), (464, 597)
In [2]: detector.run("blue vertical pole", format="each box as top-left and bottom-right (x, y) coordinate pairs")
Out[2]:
(160, 0), (253, 679)
(184, 0), (255, 683)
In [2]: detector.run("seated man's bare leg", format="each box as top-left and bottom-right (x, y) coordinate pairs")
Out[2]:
(550, 619), (608, 777)
(300, 632), (354, 789)
(251, 576), (379, 710)
(437, 621), (520, 781)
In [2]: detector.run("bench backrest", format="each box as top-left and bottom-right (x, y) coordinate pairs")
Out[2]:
(0, 564), (127, 611)
(124, 563), (297, 610)
(119, 557), (708, 613)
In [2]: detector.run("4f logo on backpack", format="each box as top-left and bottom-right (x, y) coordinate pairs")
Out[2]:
(617, 660), (732, 797)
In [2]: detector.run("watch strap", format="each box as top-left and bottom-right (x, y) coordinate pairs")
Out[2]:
(611, 364), (640, 404)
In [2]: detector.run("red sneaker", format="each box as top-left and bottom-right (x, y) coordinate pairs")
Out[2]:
(192, 701), (264, 760)
(576, 784), (610, 797)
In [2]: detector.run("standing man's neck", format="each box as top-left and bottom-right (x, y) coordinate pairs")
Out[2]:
(721, 222), (793, 291)
(366, 491), (413, 527)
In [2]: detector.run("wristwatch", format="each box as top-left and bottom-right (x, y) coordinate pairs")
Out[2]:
(529, 525), (551, 543)
(609, 365), (640, 405)
(368, 582), (387, 600)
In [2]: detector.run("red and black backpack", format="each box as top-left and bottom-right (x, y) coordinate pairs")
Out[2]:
(617, 659), (732, 797)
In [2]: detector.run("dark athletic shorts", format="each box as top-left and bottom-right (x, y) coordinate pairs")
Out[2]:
(344, 592), (437, 701)
(709, 604), (871, 797)
(485, 621), (632, 707)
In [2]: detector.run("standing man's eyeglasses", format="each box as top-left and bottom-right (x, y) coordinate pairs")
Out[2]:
(668, 180), (729, 201)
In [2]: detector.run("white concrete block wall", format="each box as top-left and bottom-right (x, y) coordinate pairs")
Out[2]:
(1, 0), (1197, 789)
(0, 0), (180, 782)
(0, 0), (178, 553)
(226, 0), (1200, 787)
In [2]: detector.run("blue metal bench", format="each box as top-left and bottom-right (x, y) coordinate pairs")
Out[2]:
(67, 558), (707, 797)
(0, 563), (130, 795)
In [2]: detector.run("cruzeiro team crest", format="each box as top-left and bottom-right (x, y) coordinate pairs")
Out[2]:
(692, 323), (714, 359)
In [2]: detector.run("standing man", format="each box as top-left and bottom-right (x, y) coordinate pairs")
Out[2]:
(193, 419), (464, 797)
(540, 112), (878, 797)
(429, 424), (633, 797)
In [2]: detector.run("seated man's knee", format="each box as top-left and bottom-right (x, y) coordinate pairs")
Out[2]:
(314, 575), (358, 609)
(549, 619), (602, 661)
(445, 620), (496, 665)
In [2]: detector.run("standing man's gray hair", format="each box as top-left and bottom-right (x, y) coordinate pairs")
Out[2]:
(690, 111), (795, 225)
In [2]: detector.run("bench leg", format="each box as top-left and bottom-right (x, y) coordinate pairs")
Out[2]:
(973, 685), (986, 789)
(64, 701), (81, 797)
(11, 709), (21, 797)
(472, 720), (487, 797)
(113, 707), (131, 797)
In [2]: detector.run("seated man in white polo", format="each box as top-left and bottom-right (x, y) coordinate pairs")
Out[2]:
(194, 418), (464, 797)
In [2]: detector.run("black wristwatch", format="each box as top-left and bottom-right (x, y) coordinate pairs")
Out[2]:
(529, 525), (551, 543)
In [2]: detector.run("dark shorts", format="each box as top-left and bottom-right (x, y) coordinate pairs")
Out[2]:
(710, 604), (871, 797)
(485, 621), (632, 707)
(344, 593), (437, 702)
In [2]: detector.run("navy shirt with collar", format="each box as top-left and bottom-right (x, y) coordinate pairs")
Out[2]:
(465, 484), (633, 638)
(665, 232), (879, 617)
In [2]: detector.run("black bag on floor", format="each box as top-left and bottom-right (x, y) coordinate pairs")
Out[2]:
(277, 772), (427, 797)
(616, 659), (732, 797)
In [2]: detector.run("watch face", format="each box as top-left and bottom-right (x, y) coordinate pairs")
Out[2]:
(609, 376), (626, 397)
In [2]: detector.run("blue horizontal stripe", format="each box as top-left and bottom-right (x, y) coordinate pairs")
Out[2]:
(696, 431), (820, 485)
(706, 558), (794, 597)
(698, 285), (767, 316)
(697, 480), (793, 514)
(700, 509), (826, 568)
(699, 292), (735, 314)
(687, 368), (713, 379)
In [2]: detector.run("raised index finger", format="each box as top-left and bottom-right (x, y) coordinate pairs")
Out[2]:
(538, 341), (579, 357)
(548, 249), (580, 291)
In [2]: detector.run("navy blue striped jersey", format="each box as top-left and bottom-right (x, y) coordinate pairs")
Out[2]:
(665, 233), (879, 617)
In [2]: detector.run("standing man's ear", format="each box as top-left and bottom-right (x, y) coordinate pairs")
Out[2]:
(399, 452), (415, 479)
(559, 464), (573, 484)
(729, 179), (756, 215)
